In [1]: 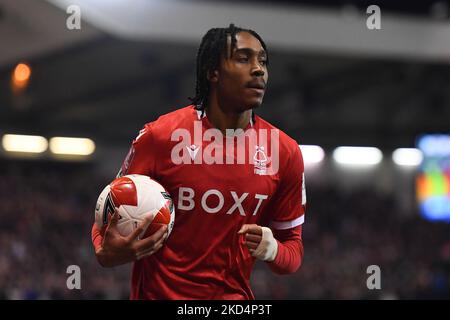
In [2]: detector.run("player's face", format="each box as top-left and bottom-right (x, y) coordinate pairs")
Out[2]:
(214, 31), (268, 112)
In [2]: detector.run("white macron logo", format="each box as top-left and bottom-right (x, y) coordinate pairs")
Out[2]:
(186, 144), (200, 160)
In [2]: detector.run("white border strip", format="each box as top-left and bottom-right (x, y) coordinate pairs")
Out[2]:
(270, 215), (305, 230)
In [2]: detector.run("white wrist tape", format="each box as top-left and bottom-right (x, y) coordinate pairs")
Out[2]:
(252, 227), (278, 262)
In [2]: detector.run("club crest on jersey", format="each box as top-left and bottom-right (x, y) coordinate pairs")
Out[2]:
(253, 145), (269, 175)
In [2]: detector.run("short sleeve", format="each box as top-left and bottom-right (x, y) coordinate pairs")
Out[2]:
(117, 123), (156, 178)
(268, 144), (306, 230)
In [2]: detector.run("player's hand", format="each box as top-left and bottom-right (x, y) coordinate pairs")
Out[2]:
(238, 224), (278, 262)
(96, 212), (168, 267)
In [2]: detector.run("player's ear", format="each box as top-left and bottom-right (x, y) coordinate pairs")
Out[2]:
(207, 69), (219, 83)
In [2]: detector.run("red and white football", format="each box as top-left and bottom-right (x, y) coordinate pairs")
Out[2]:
(95, 174), (175, 239)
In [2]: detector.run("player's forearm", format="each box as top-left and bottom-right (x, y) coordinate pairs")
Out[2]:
(266, 226), (303, 274)
(95, 247), (115, 268)
(267, 238), (303, 274)
(92, 224), (117, 267)
(91, 223), (136, 267)
(92, 223), (123, 268)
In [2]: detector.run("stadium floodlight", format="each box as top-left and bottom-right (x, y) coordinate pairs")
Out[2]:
(13, 63), (31, 82)
(2, 134), (48, 153)
(299, 145), (325, 165)
(49, 137), (96, 156)
(392, 148), (423, 166)
(333, 146), (382, 166)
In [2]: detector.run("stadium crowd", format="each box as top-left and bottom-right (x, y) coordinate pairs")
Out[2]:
(0, 160), (449, 299)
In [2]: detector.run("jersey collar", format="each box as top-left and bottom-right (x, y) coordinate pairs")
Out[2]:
(196, 109), (254, 127)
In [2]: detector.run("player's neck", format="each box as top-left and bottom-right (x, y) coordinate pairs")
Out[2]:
(205, 90), (252, 134)
(205, 97), (251, 134)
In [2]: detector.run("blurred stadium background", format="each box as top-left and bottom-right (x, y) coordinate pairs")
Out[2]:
(1, 0), (450, 299)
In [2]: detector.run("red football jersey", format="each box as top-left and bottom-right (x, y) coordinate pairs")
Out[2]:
(101, 105), (306, 299)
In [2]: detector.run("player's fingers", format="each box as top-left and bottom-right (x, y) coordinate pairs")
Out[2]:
(237, 224), (258, 234)
(136, 248), (155, 260)
(151, 225), (168, 242)
(127, 216), (152, 242)
(107, 212), (119, 228)
(136, 245), (155, 258)
(161, 231), (169, 243)
(143, 230), (167, 251)
(137, 241), (164, 260)
(247, 226), (263, 236)
(245, 234), (262, 243)
(238, 224), (262, 235)
(245, 241), (260, 250)
(104, 213), (119, 237)
(127, 225), (145, 242)
(136, 225), (167, 249)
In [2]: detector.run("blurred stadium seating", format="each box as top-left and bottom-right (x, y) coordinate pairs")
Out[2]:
(0, 159), (449, 299)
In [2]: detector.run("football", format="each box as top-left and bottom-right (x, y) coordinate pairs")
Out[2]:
(95, 174), (175, 239)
